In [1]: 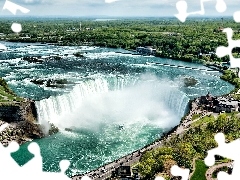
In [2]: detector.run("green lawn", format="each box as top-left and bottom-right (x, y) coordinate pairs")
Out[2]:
(0, 81), (24, 102)
(192, 114), (200, 120)
(191, 160), (208, 180)
(191, 115), (215, 127)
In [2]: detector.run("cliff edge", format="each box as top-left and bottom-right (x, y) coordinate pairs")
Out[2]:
(0, 77), (48, 146)
(0, 100), (45, 146)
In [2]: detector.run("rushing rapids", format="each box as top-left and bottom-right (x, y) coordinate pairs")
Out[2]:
(0, 41), (234, 176)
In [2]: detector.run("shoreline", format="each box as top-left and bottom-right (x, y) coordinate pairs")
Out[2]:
(71, 98), (209, 179)
(74, 92), (239, 179)
(0, 41), (236, 179)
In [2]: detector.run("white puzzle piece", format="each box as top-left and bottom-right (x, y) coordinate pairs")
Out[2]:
(205, 133), (240, 180)
(215, 28), (240, 73)
(175, 0), (227, 22)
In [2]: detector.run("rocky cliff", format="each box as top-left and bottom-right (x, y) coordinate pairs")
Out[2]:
(0, 77), (58, 146)
(0, 100), (37, 122)
(0, 100), (45, 146)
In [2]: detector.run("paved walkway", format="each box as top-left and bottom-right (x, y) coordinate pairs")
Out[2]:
(176, 99), (212, 135)
(72, 140), (166, 180)
(205, 162), (231, 180)
(189, 158), (196, 180)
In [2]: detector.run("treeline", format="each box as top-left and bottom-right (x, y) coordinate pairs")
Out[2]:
(220, 69), (240, 100)
(137, 113), (240, 179)
(221, 70), (240, 88)
(1, 17), (240, 62)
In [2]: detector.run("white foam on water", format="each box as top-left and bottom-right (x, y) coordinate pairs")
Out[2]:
(35, 74), (189, 134)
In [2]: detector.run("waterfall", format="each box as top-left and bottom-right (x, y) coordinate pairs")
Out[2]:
(162, 88), (190, 118)
(35, 75), (190, 132)
(35, 78), (109, 132)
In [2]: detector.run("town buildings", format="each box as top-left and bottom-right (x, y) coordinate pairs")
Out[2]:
(136, 46), (156, 55)
(199, 92), (240, 113)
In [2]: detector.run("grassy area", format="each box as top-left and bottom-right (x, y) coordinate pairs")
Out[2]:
(192, 114), (200, 120)
(137, 111), (240, 179)
(191, 115), (215, 127)
(232, 94), (240, 100)
(225, 111), (239, 116)
(191, 160), (208, 180)
(0, 78), (24, 102)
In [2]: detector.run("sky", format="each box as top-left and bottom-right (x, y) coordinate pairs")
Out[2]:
(0, 0), (240, 17)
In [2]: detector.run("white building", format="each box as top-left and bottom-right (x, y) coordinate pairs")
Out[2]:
(136, 46), (156, 55)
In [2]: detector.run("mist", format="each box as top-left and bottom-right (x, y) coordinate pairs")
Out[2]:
(51, 75), (187, 132)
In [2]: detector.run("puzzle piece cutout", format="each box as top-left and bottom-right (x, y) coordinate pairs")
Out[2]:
(3, 0), (30, 15)
(0, 123), (8, 132)
(215, 28), (240, 75)
(155, 176), (165, 180)
(2, 0), (30, 33)
(233, 11), (240, 23)
(204, 133), (240, 180)
(0, 141), (71, 180)
(175, 0), (226, 22)
(11, 22), (22, 33)
(154, 165), (190, 180)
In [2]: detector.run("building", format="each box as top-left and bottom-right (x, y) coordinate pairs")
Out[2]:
(116, 166), (131, 178)
(200, 92), (216, 108)
(213, 99), (239, 113)
(199, 92), (240, 113)
(136, 46), (156, 55)
(111, 166), (140, 180)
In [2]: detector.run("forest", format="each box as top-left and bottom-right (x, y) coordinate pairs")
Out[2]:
(1, 17), (240, 63)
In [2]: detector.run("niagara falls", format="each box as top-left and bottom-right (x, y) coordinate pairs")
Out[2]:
(0, 41), (234, 176)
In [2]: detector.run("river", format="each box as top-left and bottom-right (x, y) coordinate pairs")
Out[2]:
(0, 41), (234, 176)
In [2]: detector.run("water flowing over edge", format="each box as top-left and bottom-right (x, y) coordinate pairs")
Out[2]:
(35, 74), (190, 133)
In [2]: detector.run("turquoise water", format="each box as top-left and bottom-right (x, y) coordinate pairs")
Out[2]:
(0, 42), (234, 176)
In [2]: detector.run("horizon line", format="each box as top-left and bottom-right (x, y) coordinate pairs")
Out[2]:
(0, 15), (234, 18)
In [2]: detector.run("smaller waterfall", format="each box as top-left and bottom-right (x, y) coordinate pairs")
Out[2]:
(162, 89), (190, 118)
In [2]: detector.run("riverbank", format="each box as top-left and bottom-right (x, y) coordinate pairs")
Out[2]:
(0, 101), (59, 146)
(0, 99), (45, 146)
(72, 70), (240, 179)
(71, 97), (211, 180)
(0, 119), (43, 146)
(66, 47), (237, 179)
(0, 41), (235, 179)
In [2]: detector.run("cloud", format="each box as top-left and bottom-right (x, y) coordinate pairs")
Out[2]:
(1, 0), (240, 17)
(13, 0), (44, 4)
(24, 0), (34, 3)
(105, 0), (119, 3)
